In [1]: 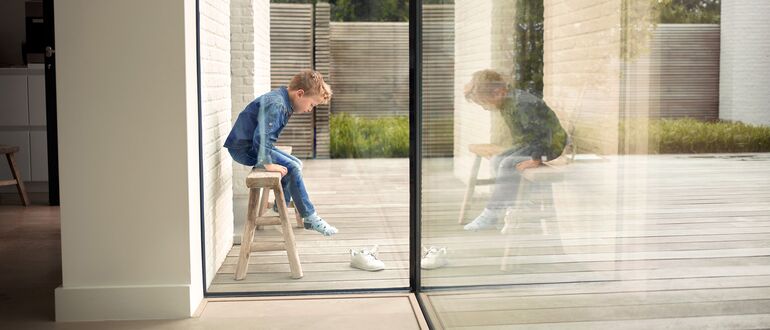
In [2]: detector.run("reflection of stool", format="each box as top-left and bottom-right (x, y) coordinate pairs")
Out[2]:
(500, 164), (565, 271)
(235, 168), (303, 280)
(0, 145), (29, 206)
(458, 144), (506, 224)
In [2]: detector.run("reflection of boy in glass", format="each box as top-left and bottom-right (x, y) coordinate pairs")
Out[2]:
(224, 70), (338, 236)
(462, 69), (567, 231)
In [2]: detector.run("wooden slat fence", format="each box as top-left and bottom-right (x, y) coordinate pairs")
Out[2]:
(270, 3), (314, 158)
(647, 24), (721, 120)
(270, 4), (455, 157)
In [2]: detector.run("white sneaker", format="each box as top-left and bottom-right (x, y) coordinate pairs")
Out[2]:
(463, 211), (500, 231)
(421, 246), (448, 270)
(350, 245), (385, 271)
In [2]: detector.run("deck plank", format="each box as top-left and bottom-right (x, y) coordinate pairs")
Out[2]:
(212, 155), (770, 327)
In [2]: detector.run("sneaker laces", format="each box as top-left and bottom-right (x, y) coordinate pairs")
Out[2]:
(423, 246), (439, 258)
(362, 245), (380, 260)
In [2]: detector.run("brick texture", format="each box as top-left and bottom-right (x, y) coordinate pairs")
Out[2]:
(200, 0), (233, 287)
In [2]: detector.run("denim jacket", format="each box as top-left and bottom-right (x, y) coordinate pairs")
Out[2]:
(500, 88), (567, 161)
(224, 86), (294, 166)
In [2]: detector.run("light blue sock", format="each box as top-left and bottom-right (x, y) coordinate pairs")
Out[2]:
(303, 213), (338, 236)
(304, 213), (321, 222)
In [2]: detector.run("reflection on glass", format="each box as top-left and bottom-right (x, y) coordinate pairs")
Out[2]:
(422, 0), (770, 327)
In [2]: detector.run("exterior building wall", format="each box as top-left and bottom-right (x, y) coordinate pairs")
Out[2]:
(720, 1), (770, 126)
(201, 0), (233, 287)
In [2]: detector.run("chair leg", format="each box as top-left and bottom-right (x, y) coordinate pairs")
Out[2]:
(235, 188), (260, 280)
(458, 155), (482, 224)
(6, 153), (29, 206)
(273, 184), (303, 279)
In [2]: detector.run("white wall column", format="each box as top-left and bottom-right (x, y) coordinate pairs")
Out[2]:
(54, 0), (203, 321)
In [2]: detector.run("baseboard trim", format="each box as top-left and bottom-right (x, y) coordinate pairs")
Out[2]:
(55, 284), (197, 322)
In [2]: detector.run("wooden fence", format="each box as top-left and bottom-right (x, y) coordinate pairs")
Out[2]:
(648, 24), (721, 120)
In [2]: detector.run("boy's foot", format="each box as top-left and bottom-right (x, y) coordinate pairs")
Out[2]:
(350, 245), (385, 271)
(421, 246), (448, 270)
(303, 215), (338, 236)
(463, 209), (501, 231)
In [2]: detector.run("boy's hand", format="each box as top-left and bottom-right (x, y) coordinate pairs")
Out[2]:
(515, 159), (542, 172)
(264, 164), (288, 176)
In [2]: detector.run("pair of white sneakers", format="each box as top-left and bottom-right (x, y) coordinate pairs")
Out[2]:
(349, 245), (449, 271)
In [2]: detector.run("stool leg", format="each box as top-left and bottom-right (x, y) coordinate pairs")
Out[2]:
(235, 188), (260, 281)
(7, 153), (29, 206)
(274, 184), (303, 279)
(458, 155), (482, 224)
(255, 187), (270, 231)
(258, 186), (270, 217)
(294, 206), (303, 228)
(501, 178), (529, 234)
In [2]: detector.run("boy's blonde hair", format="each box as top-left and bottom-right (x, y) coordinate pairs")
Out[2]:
(289, 69), (333, 105)
(464, 69), (508, 105)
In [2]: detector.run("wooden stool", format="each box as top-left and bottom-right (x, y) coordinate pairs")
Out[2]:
(0, 145), (30, 206)
(499, 162), (567, 272)
(257, 145), (303, 230)
(458, 144), (507, 224)
(235, 168), (303, 280)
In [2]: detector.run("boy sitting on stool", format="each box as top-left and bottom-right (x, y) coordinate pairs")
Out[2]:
(462, 69), (567, 231)
(224, 69), (338, 236)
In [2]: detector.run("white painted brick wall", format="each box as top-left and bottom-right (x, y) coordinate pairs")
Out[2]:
(453, 0), (494, 182)
(231, 0), (271, 198)
(543, 0), (622, 154)
(200, 0), (233, 287)
(720, 1), (770, 126)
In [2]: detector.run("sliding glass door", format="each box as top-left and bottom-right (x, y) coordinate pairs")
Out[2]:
(419, 0), (770, 328)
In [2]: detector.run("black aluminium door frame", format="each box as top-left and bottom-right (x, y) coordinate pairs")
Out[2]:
(195, 0), (429, 312)
(43, 0), (60, 206)
(410, 1), (433, 327)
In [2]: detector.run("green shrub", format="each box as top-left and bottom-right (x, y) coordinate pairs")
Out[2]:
(330, 113), (409, 158)
(621, 118), (770, 154)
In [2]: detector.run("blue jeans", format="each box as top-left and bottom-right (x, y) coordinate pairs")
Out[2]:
(487, 147), (532, 211)
(228, 147), (316, 218)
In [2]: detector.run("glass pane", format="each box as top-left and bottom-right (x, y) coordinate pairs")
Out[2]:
(203, 0), (410, 294)
(421, 0), (770, 327)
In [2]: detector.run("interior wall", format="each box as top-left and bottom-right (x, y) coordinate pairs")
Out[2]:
(53, 0), (203, 321)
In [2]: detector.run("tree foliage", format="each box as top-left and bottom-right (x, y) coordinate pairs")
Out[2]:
(512, 0), (544, 97)
(655, 0), (720, 24)
(329, 0), (408, 22)
(272, 0), (454, 22)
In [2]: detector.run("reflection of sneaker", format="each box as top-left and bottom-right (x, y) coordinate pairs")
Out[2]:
(421, 246), (448, 270)
(463, 211), (500, 231)
(303, 216), (338, 236)
(350, 245), (385, 271)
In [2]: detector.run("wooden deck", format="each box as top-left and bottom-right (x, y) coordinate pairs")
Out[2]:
(211, 154), (770, 327)
(210, 158), (410, 293)
(421, 153), (770, 328)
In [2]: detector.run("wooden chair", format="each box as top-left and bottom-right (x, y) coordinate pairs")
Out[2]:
(0, 145), (30, 206)
(235, 157), (303, 281)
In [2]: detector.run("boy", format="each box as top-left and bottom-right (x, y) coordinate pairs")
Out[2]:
(462, 69), (567, 231)
(224, 69), (338, 236)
